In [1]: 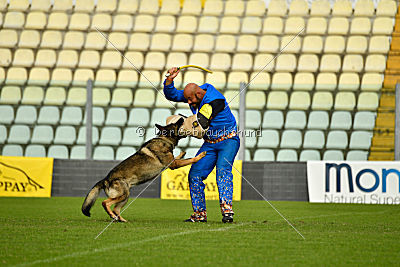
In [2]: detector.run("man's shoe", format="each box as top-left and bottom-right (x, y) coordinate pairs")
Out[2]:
(222, 213), (233, 223)
(184, 211), (207, 222)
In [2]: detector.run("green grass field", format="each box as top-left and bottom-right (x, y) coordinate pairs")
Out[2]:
(1, 197), (399, 266)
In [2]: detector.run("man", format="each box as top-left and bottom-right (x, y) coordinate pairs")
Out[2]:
(163, 67), (240, 223)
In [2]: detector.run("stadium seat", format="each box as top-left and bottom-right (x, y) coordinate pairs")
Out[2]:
(91, 14), (112, 31)
(369, 36), (390, 54)
(306, 17), (327, 35)
(176, 15), (197, 33)
(349, 131), (372, 150)
(328, 17), (349, 35)
(346, 150), (368, 161)
(99, 127), (121, 146)
(232, 54), (253, 71)
(354, 0), (374, 16)
(54, 126), (76, 145)
(220, 16), (240, 34)
(372, 17), (394, 35)
(289, 92), (310, 110)
(226, 71), (248, 89)
(193, 35), (214, 53)
(77, 126), (99, 145)
(303, 130), (325, 149)
(257, 130), (280, 148)
(223, 91), (239, 109)
(25, 145), (46, 157)
(302, 36), (323, 54)
(346, 36), (367, 54)
(72, 69), (94, 87)
(110, 88), (132, 107)
(310, 0), (330, 16)
(246, 1), (266, 16)
(85, 106), (106, 126)
(56, 50), (78, 68)
(270, 72), (292, 90)
(8, 0), (29, 11)
(85, 32), (107, 50)
(6, 67), (27, 85)
(19, 30), (40, 49)
(75, 0), (95, 13)
(0, 49), (12, 67)
(267, 0), (287, 16)
(312, 92), (333, 110)
(315, 73), (337, 91)
(293, 72), (314, 91)
(14, 105), (37, 124)
(133, 89), (155, 107)
(47, 12), (68, 30)
(210, 53), (231, 72)
(105, 107), (128, 126)
(248, 72), (270, 90)
(280, 36), (302, 54)
(275, 54), (296, 72)
(206, 71), (226, 89)
(138, 0), (159, 15)
(332, 0), (352, 16)
(334, 92), (356, 110)
(365, 55), (386, 73)
(324, 151), (344, 162)
(63, 31), (84, 50)
(171, 34), (193, 52)
(360, 73), (382, 91)
(7, 124), (30, 144)
(0, 105), (14, 124)
(133, 14), (155, 32)
(326, 130), (348, 149)
(150, 34), (171, 52)
(376, 0), (396, 17)
(100, 51), (121, 69)
(276, 149), (298, 161)
(93, 146), (114, 160)
(122, 51), (144, 69)
(47, 145), (68, 159)
(224, 1), (244, 16)
(350, 17), (371, 35)
(2, 145), (23, 156)
(285, 17), (305, 35)
(128, 108), (150, 127)
(320, 54), (341, 72)
(184, 71), (205, 86)
(0, 85), (21, 104)
(203, 0), (223, 16)
(324, 36), (345, 54)
(60, 106), (82, 125)
(198, 16), (219, 34)
(96, 0), (117, 13)
(40, 31), (62, 50)
(116, 70), (138, 88)
(27, 69), (49, 87)
(246, 91), (266, 110)
(0, 30), (18, 48)
(128, 33), (150, 51)
(284, 110), (306, 129)
(112, 15), (133, 32)
(116, 147), (136, 160)
(330, 111), (352, 130)
(37, 106), (60, 125)
(13, 49), (34, 67)
(155, 15), (176, 33)
(215, 35), (236, 53)
(245, 131), (257, 149)
(31, 125), (53, 144)
(353, 111), (375, 130)
(44, 87), (66, 105)
(138, 70), (160, 88)
(299, 150), (321, 161)
(66, 87), (86, 106)
(280, 130), (302, 149)
(117, 0), (139, 14)
(237, 35), (258, 53)
(246, 110), (262, 129)
(69, 146), (86, 159)
(93, 88), (110, 107)
(3, 12), (25, 29)
(258, 35), (279, 53)
(357, 92), (378, 111)
(159, 0), (179, 15)
(241, 17), (262, 34)
(253, 149), (274, 161)
(166, 52), (187, 69)
(266, 91), (288, 110)
(338, 73), (360, 91)
(25, 12), (46, 30)
(69, 13), (90, 31)
(297, 54), (319, 72)
(94, 69), (116, 88)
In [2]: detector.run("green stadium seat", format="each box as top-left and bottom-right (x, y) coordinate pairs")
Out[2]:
(150, 108), (172, 125)
(285, 111), (306, 129)
(116, 147), (136, 160)
(93, 146), (114, 160)
(105, 108), (127, 126)
(99, 127), (121, 146)
(14, 106), (37, 124)
(0, 105), (14, 124)
(326, 131), (348, 149)
(37, 106), (60, 125)
(2, 144), (23, 156)
(257, 130), (279, 148)
(85, 106), (106, 126)
(346, 150), (368, 161)
(25, 144), (46, 157)
(280, 130), (302, 149)
(128, 108), (150, 126)
(93, 87), (110, 106)
(121, 127), (144, 146)
(299, 150), (321, 161)
(0, 125), (7, 144)
(66, 87), (86, 106)
(246, 110), (261, 129)
(349, 131), (372, 150)
(43, 87), (66, 105)
(60, 106), (82, 125)
(323, 150), (344, 160)
(111, 88), (133, 107)
(31, 125), (53, 144)
(70, 145), (86, 159)
(8, 125), (30, 144)
(47, 145), (68, 159)
(303, 130), (325, 149)
(21, 86), (44, 105)
(253, 149), (274, 161)
(54, 126), (76, 145)
(77, 126), (99, 145)
(277, 149), (298, 161)
(307, 111), (329, 129)
(145, 126), (158, 141)
(353, 111), (375, 130)
(330, 111), (352, 130)
(262, 110), (284, 129)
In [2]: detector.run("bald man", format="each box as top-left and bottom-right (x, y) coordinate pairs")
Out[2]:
(164, 67), (240, 223)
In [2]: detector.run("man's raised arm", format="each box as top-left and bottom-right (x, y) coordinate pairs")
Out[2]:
(163, 67), (187, 103)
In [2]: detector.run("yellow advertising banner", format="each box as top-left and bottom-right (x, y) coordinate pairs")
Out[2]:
(161, 160), (242, 200)
(0, 156), (54, 197)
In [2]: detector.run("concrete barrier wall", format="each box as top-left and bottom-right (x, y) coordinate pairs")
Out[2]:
(51, 159), (309, 201)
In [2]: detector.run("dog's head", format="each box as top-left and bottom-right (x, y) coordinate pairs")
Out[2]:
(155, 116), (185, 140)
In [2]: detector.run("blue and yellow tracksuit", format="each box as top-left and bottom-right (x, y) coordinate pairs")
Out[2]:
(163, 81), (240, 214)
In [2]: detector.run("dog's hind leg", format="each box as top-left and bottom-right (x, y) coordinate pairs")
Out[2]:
(113, 197), (129, 222)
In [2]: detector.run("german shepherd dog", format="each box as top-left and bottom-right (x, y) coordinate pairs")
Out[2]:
(81, 118), (206, 222)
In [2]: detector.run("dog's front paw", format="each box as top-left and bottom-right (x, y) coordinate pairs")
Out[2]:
(195, 151), (207, 160)
(179, 151), (186, 158)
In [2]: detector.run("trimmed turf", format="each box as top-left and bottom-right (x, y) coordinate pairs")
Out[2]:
(1, 197), (399, 266)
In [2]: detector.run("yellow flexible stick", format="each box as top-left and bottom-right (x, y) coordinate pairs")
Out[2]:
(165, 65), (213, 77)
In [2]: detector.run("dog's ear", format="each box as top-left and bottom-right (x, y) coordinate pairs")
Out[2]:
(155, 124), (164, 133)
(176, 117), (185, 128)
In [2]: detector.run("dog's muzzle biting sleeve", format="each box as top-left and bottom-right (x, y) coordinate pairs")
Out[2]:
(179, 114), (209, 139)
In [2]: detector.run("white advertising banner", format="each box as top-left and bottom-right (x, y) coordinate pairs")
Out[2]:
(307, 161), (400, 204)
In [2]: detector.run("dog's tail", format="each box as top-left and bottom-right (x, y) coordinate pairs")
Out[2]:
(81, 179), (105, 217)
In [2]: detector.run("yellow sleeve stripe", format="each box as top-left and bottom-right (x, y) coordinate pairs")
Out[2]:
(199, 104), (212, 119)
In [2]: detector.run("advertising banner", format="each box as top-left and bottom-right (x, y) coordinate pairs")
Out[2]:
(307, 161), (400, 204)
(0, 156), (54, 197)
(161, 160), (242, 200)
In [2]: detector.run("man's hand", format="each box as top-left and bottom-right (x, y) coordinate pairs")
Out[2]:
(165, 67), (180, 85)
